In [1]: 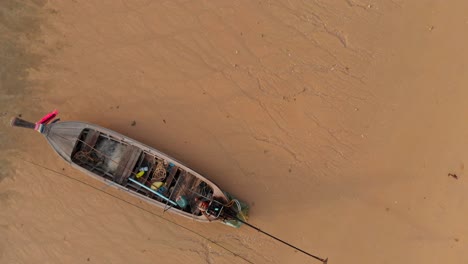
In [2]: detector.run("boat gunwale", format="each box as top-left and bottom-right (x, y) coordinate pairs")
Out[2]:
(44, 121), (229, 222)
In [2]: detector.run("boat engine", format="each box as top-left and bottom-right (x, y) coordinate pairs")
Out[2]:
(206, 200), (225, 218)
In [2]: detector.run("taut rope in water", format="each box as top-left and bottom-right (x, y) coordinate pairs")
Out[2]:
(224, 210), (328, 263)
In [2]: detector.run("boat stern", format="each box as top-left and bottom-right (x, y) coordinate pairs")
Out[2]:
(221, 192), (250, 228)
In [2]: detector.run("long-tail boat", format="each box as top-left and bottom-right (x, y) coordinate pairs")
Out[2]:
(11, 111), (248, 227)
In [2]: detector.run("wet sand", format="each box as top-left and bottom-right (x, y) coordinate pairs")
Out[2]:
(1, 0), (468, 263)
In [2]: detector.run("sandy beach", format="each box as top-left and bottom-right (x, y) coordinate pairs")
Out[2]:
(1, 0), (468, 263)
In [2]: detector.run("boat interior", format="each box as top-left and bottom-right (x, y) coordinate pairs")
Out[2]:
(71, 128), (214, 216)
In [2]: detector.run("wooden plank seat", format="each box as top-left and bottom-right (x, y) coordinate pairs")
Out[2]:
(142, 156), (156, 183)
(72, 129), (101, 166)
(114, 145), (142, 184)
(82, 129), (100, 152)
(168, 172), (201, 200)
(149, 166), (180, 200)
(133, 154), (155, 192)
(163, 166), (179, 193)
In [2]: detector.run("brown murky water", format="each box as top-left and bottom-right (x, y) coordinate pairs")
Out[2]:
(2, 0), (468, 263)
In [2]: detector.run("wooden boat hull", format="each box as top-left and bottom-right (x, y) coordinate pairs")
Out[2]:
(12, 116), (248, 226)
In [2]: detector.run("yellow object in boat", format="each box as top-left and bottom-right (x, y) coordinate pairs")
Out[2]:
(151, 181), (164, 190)
(136, 170), (145, 178)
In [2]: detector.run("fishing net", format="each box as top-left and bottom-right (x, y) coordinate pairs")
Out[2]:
(223, 192), (250, 228)
(152, 160), (168, 182)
